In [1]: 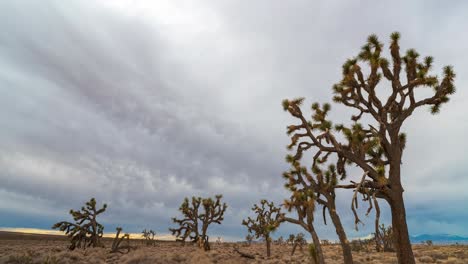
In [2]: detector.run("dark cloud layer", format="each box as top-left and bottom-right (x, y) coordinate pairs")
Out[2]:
(1, 0), (467, 240)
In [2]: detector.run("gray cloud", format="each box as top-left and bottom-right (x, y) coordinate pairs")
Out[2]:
(1, 0), (467, 240)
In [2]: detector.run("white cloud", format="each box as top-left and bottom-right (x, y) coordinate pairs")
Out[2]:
(0, 0), (467, 240)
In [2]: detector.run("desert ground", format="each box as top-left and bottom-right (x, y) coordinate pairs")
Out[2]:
(0, 232), (467, 264)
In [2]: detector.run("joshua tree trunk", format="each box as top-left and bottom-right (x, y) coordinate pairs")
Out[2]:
(282, 216), (325, 263)
(387, 143), (415, 264)
(327, 202), (353, 264)
(308, 226), (325, 264)
(200, 225), (208, 249)
(266, 235), (271, 257)
(388, 187), (415, 264)
(91, 214), (99, 247)
(291, 242), (298, 256)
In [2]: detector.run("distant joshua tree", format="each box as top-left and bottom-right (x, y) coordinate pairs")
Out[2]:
(290, 232), (307, 256)
(242, 199), (284, 257)
(245, 234), (254, 246)
(141, 229), (156, 246)
(110, 227), (132, 254)
(374, 224), (395, 252)
(282, 32), (456, 264)
(52, 198), (106, 250)
(169, 194), (227, 251)
(287, 234), (295, 246)
(350, 239), (368, 252)
(275, 236), (284, 245)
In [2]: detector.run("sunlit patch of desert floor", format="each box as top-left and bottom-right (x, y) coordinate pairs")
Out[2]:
(1, 232), (467, 264)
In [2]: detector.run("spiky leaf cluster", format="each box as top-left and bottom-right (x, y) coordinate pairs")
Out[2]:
(283, 157), (342, 227)
(200, 194), (228, 229)
(283, 99), (390, 183)
(335, 32), (454, 117)
(52, 198), (107, 250)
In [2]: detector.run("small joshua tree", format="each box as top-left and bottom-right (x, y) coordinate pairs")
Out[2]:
(282, 32), (456, 264)
(374, 224), (395, 252)
(287, 234), (295, 245)
(170, 196), (201, 244)
(199, 195), (227, 250)
(283, 161), (354, 263)
(276, 236), (284, 245)
(141, 229), (156, 246)
(350, 239), (367, 252)
(245, 234), (254, 246)
(242, 199), (284, 257)
(111, 227), (132, 254)
(52, 198), (106, 250)
(169, 194), (227, 251)
(291, 232), (307, 256)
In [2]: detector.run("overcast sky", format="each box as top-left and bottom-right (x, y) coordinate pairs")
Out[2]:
(1, 0), (467, 241)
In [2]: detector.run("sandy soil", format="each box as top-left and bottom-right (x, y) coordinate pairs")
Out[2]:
(0, 232), (467, 264)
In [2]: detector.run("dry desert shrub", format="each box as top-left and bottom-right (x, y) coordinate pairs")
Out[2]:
(5, 254), (33, 264)
(430, 251), (449, 260)
(42, 255), (59, 264)
(119, 252), (159, 264)
(141, 229), (156, 247)
(444, 259), (466, 264)
(0, 235), (467, 264)
(419, 255), (435, 263)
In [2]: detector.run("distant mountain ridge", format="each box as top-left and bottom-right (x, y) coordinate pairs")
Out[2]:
(410, 234), (468, 243)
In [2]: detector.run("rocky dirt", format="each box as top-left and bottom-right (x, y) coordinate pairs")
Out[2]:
(1, 232), (467, 264)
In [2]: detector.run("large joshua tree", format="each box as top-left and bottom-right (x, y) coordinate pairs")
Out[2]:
(242, 199), (284, 257)
(52, 198), (106, 250)
(283, 162), (353, 264)
(282, 32), (456, 264)
(169, 195), (227, 251)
